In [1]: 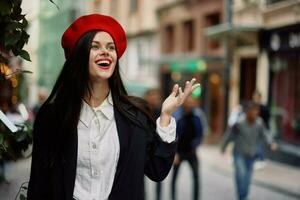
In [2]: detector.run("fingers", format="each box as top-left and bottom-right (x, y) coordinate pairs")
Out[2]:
(173, 78), (199, 101)
(192, 83), (201, 90)
(182, 78), (196, 95)
(190, 78), (196, 85)
(177, 87), (184, 104)
(171, 84), (179, 97)
(179, 87), (183, 97)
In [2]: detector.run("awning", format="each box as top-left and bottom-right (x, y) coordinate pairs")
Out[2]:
(204, 22), (261, 39)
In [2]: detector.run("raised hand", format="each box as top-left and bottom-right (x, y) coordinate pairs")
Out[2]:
(159, 78), (200, 127)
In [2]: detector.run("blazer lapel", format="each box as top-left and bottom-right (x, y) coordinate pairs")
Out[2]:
(113, 106), (134, 181)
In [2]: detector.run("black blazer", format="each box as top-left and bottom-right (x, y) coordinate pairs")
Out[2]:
(27, 102), (177, 200)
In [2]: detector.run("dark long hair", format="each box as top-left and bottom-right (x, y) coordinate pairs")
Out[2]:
(43, 30), (154, 133)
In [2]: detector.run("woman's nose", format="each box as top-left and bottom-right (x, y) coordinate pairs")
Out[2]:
(99, 47), (109, 55)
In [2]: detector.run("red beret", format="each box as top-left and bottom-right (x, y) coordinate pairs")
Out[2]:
(61, 13), (127, 59)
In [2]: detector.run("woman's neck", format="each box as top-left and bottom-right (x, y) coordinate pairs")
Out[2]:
(85, 80), (110, 107)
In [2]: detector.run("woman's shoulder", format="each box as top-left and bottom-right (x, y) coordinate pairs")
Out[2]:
(34, 102), (57, 125)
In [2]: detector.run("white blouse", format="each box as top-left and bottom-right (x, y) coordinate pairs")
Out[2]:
(73, 92), (176, 200)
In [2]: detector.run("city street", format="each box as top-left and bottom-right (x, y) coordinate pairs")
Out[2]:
(1, 145), (299, 200)
(145, 160), (298, 200)
(1, 0), (300, 199)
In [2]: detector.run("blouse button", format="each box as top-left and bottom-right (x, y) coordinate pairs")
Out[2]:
(93, 171), (99, 176)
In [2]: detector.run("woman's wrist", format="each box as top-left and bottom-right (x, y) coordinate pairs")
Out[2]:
(159, 112), (171, 127)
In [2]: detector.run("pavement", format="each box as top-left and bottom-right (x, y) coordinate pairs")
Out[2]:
(200, 144), (300, 199)
(1, 144), (300, 200)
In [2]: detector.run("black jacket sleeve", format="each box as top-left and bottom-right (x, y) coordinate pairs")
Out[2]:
(139, 111), (177, 182)
(27, 104), (58, 199)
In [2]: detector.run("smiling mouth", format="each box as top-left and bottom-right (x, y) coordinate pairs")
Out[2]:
(96, 60), (111, 69)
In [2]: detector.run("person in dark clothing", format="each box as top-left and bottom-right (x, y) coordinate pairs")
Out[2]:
(27, 13), (201, 200)
(171, 95), (203, 200)
(252, 91), (270, 129)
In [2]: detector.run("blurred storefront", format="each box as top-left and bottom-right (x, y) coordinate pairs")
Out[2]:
(157, 0), (225, 141)
(261, 23), (300, 165)
(205, 0), (300, 165)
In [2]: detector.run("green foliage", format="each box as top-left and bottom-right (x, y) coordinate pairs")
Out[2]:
(20, 194), (26, 200)
(0, 0), (31, 62)
(0, 121), (33, 161)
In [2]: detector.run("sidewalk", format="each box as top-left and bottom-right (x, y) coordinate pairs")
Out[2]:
(199, 144), (300, 199)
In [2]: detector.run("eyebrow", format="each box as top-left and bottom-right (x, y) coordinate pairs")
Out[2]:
(92, 41), (115, 45)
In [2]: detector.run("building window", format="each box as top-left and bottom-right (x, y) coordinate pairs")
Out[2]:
(130, 0), (138, 13)
(205, 12), (221, 50)
(165, 25), (175, 53)
(183, 20), (195, 52)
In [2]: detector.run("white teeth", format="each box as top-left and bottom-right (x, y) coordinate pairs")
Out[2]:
(97, 60), (110, 65)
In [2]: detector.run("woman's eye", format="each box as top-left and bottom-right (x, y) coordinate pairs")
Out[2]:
(91, 45), (99, 50)
(108, 45), (116, 51)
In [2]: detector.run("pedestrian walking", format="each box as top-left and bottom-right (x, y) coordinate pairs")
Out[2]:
(221, 101), (276, 200)
(252, 91), (270, 129)
(27, 13), (200, 200)
(171, 95), (206, 200)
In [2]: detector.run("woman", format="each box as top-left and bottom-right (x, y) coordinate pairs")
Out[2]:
(27, 14), (200, 200)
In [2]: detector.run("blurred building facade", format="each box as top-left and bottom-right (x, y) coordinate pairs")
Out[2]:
(206, 0), (300, 165)
(260, 0), (300, 165)
(22, 0), (40, 108)
(23, 0), (84, 108)
(157, 0), (225, 140)
(18, 0), (300, 166)
(38, 0), (78, 90)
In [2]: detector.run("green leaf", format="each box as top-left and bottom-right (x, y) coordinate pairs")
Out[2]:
(5, 22), (23, 31)
(4, 33), (19, 46)
(12, 47), (20, 56)
(21, 31), (30, 44)
(15, 41), (26, 51)
(20, 194), (26, 200)
(19, 50), (31, 61)
(11, 13), (26, 21)
(0, 1), (12, 15)
(11, 4), (22, 16)
(21, 17), (28, 28)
